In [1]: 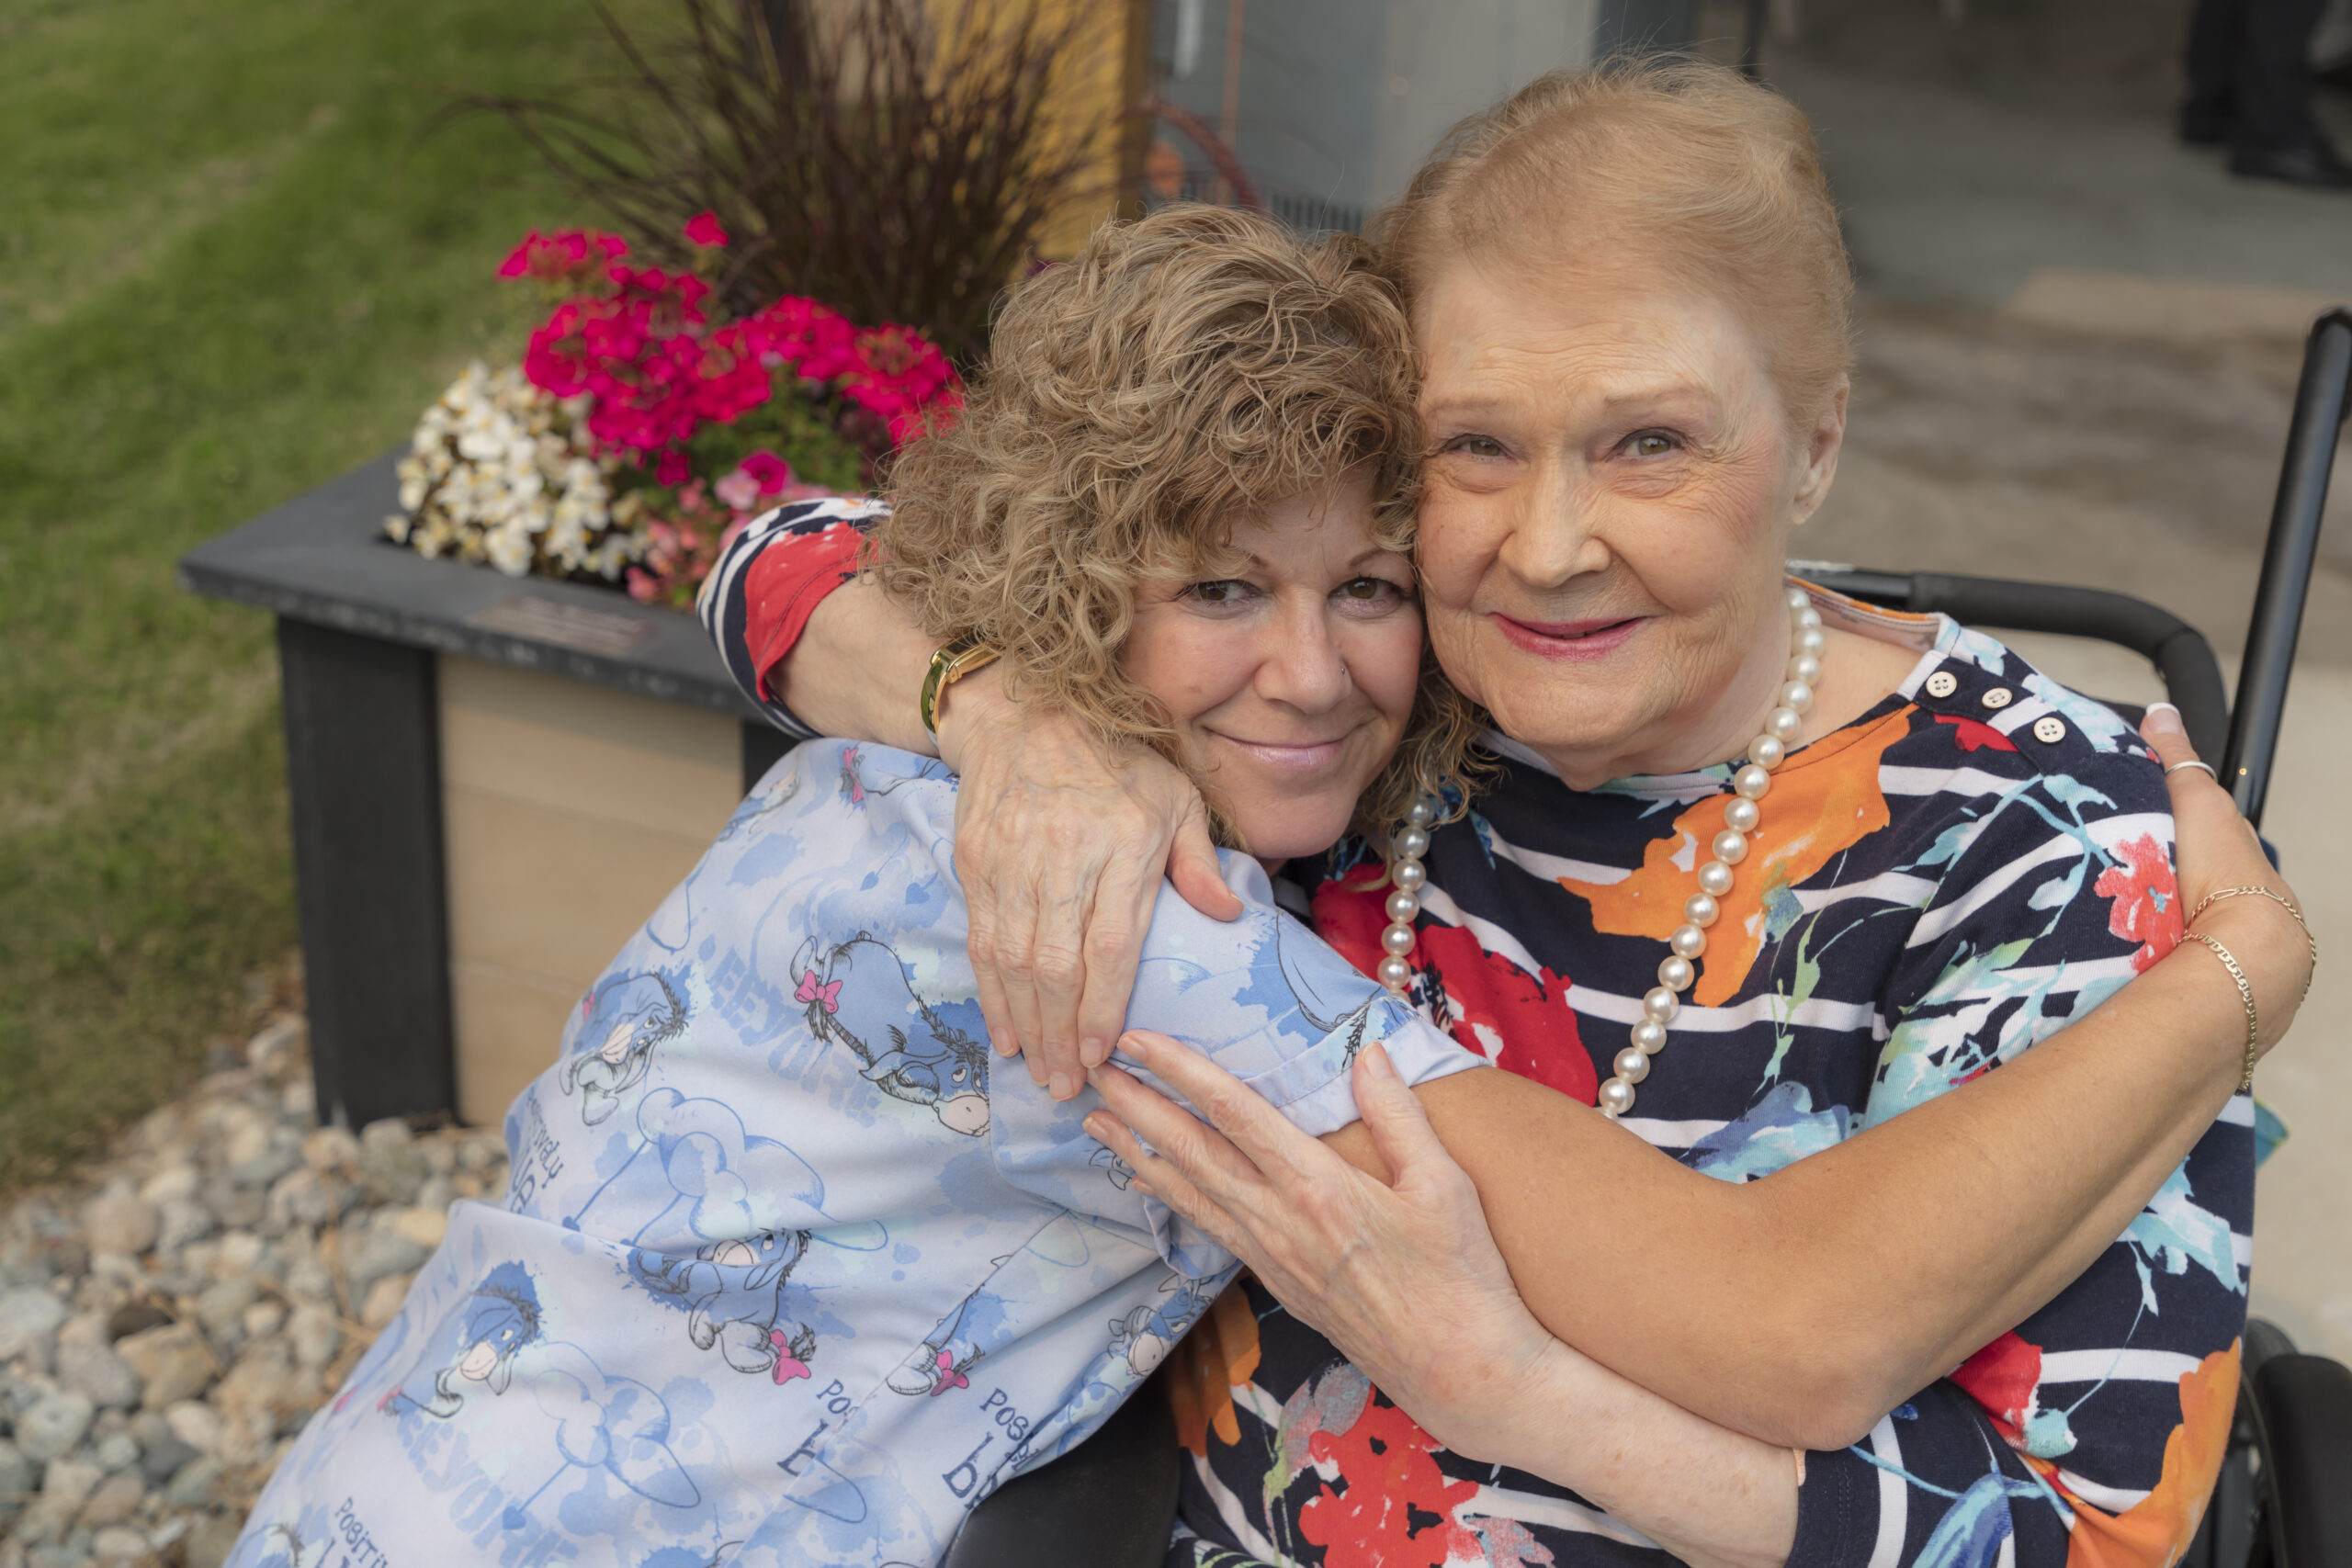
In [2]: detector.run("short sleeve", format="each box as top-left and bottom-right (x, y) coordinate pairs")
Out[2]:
(988, 852), (1485, 1278)
(696, 497), (888, 738)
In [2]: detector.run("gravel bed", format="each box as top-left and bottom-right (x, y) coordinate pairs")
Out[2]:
(0, 1012), (506, 1568)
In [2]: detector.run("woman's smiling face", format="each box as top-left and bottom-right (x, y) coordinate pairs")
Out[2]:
(1412, 257), (1846, 788)
(1121, 472), (1423, 864)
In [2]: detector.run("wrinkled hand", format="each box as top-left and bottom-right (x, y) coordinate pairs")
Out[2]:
(935, 677), (1243, 1099)
(1085, 1034), (1556, 1464)
(2140, 705), (2312, 1055)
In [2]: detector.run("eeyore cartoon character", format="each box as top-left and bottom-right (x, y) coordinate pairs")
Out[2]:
(1107, 1277), (1216, 1378)
(382, 1260), (543, 1419)
(629, 1227), (821, 1383)
(564, 968), (691, 1126)
(886, 1286), (1003, 1397)
(791, 933), (989, 1136)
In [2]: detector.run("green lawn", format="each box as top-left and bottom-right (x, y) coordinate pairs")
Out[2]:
(0, 0), (637, 1188)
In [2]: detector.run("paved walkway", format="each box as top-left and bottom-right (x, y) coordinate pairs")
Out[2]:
(1744, 1), (2352, 1359)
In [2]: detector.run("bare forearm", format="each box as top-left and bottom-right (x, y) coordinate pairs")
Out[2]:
(771, 573), (941, 753)
(1494, 1343), (1795, 1568)
(1345, 929), (2249, 1448)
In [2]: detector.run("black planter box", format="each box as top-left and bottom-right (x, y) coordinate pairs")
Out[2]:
(181, 454), (792, 1130)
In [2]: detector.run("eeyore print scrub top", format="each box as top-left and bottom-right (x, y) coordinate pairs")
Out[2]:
(229, 739), (1482, 1568)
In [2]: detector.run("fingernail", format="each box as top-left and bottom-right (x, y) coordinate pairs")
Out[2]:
(1129, 1178), (1155, 1198)
(2143, 703), (2184, 735)
(1361, 1041), (1396, 1080)
(994, 1037), (1021, 1057)
(1116, 1032), (1152, 1065)
(1080, 1036), (1108, 1068)
(1049, 1071), (1075, 1101)
(1082, 1112), (1112, 1142)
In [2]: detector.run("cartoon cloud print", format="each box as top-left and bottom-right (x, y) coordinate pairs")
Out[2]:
(1108, 1277), (1217, 1378)
(382, 1260), (544, 1419)
(497, 1339), (701, 1530)
(563, 1087), (828, 1257)
(792, 933), (989, 1136)
(565, 968), (691, 1126)
(631, 1227), (822, 1383)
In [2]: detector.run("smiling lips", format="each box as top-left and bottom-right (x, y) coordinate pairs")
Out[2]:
(1212, 735), (1351, 773)
(1493, 612), (1646, 660)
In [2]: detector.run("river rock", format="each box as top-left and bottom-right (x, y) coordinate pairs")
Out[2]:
(74, 1470), (143, 1529)
(300, 1127), (359, 1175)
(286, 1306), (340, 1371)
(245, 1017), (306, 1078)
(55, 1338), (141, 1411)
(113, 1325), (212, 1410)
(16, 1389), (96, 1461)
(161, 1454), (220, 1510)
(78, 1190), (157, 1260)
(339, 1220), (425, 1298)
(89, 1431), (138, 1473)
(193, 1280), (258, 1349)
(101, 1304), (169, 1343)
(359, 1273), (413, 1329)
(183, 1512), (242, 1568)
(0, 1287), (69, 1362)
(388, 1206), (447, 1252)
(88, 1526), (153, 1563)
(263, 1168), (332, 1231)
(152, 1198), (211, 1260)
(0, 1438), (33, 1523)
(164, 1399), (223, 1457)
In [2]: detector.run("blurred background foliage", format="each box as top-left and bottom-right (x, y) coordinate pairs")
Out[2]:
(0, 0), (655, 1189)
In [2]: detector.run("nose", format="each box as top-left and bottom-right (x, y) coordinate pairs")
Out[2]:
(1251, 595), (1353, 714)
(1497, 457), (1608, 590)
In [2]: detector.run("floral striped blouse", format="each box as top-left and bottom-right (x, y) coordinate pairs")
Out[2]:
(702, 502), (2252, 1568)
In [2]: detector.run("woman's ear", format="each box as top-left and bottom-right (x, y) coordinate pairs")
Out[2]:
(1790, 375), (1850, 526)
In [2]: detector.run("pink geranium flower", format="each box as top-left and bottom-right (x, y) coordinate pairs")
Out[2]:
(684, 210), (729, 249)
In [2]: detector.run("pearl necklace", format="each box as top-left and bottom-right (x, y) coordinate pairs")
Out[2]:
(1381, 586), (1827, 1123)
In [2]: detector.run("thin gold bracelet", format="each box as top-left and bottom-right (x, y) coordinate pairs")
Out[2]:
(2181, 931), (2258, 1092)
(2188, 885), (2317, 1006)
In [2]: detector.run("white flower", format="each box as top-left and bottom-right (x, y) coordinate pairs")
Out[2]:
(485, 522), (534, 576)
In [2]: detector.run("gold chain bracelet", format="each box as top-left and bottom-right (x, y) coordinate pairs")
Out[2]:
(2181, 931), (2258, 1092)
(2187, 886), (2317, 1005)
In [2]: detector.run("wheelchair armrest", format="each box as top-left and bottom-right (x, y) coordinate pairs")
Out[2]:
(944, 1371), (1182, 1568)
(2250, 1352), (2352, 1568)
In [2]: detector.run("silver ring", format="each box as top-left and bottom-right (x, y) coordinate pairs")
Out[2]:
(2165, 760), (2219, 780)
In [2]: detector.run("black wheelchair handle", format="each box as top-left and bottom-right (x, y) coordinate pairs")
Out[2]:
(2222, 309), (2351, 829)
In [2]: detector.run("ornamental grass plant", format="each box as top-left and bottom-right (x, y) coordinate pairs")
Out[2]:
(463, 0), (1108, 363)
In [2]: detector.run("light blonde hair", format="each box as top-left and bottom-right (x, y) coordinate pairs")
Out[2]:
(1375, 57), (1855, 431)
(872, 203), (1482, 844)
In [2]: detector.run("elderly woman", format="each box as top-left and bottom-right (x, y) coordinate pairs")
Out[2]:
(700, 62), (2312, 1568)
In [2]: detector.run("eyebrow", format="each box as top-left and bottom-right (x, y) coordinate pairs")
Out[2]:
(1233, 546), (1400, 572)
(1422, 379), (1721, 423)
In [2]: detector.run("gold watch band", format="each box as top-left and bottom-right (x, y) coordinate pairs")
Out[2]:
(921, 634), (1001, 739)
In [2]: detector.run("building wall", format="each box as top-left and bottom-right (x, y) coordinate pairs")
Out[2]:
(1144, 0), (1673, 231)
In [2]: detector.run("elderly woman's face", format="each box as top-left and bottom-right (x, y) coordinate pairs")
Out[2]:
(1413, 259), (1839, 784)
(1121, 473), (1422, 863)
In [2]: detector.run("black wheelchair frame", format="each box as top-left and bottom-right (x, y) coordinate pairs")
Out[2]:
(945, 311), (2352, 1568)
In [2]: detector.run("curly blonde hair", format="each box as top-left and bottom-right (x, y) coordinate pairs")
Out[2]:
(872, 204), (1481, 845)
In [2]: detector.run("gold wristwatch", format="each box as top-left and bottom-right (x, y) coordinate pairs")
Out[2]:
(920, 633), (1001, 739)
